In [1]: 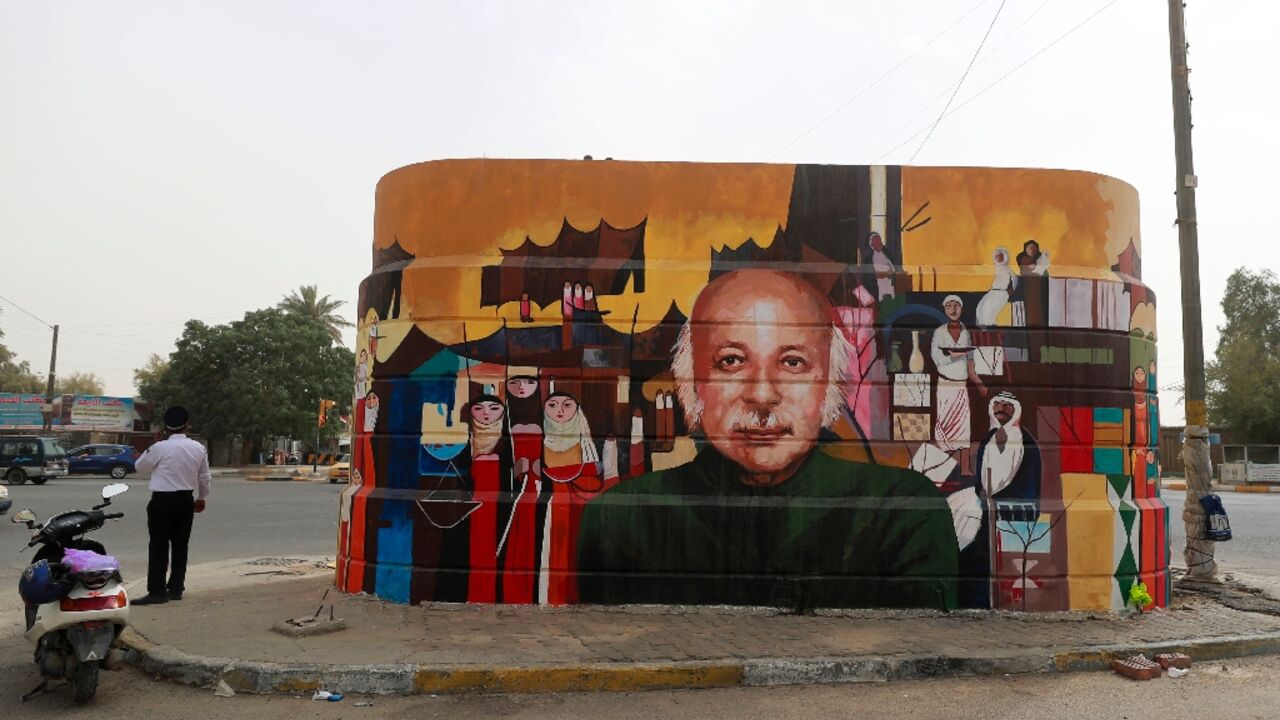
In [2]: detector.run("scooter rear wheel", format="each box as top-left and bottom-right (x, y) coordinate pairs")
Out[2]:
(71, 661), (99, 704)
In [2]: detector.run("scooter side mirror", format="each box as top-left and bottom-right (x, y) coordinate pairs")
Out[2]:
(11, 509), (36, 526)
(101, 483), (129, 500)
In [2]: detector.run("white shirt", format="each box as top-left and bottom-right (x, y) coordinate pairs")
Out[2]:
(136, 433), (212, 499)
(931, 324), (972, 382)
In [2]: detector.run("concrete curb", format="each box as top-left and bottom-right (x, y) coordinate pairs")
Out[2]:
(241, 474), (330, 483)
(1163, 481), (1280, 493)
(119, 628), (1280, 695)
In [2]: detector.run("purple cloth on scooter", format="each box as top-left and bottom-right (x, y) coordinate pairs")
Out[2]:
(62, 548), (120, 573)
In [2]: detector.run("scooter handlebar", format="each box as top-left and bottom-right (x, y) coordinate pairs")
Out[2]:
(102, 513), (124, 520)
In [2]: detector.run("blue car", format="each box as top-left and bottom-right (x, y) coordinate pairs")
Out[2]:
(66, 444), (139, 479)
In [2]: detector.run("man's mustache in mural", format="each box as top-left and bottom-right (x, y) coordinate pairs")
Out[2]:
(670, 323), (854, 434)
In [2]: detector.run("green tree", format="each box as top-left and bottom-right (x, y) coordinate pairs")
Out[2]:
(152, 308), (354, 443)
(278, 285), (353, 344)
(132, 353), (171, 400)
(0, 321), (44, 393)
(54, 371), (106, 396)
(1207, 268), (1280, 442)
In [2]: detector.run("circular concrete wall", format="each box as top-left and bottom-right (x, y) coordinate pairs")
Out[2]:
(339, 160), (1164, 612)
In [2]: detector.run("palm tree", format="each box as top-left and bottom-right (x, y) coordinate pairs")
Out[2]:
(279, 285), (353, 343)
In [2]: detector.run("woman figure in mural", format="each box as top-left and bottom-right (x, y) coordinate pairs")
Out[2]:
(975, 247), (1016, 327)
(584, 283), (598, 312)
(354, 349), (370, 398)
(346, 389), (378, 594)
(539, 392), (611, 605)
(561, 282), (574, 348)
(367, 320), (381, 359)
(502, 373), (543, 604)
(931, 296), (986, 470)
(1016, 241), (1051, 327)
(869, 232), (896, 302)
(629, 408), (646, 477)
(464, 395), (511, 603)
(336, 467), (364, 591)
(519, 291), (533, 323)
(572, 283), (586, 311)
(1133, 365), (1150, 476)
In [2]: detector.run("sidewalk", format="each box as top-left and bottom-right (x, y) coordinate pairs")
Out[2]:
(120, 566), (1280, 696)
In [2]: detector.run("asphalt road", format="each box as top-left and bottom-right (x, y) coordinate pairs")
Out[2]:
(0, 474), (342, 580)
(1164, 489), (1280, 575)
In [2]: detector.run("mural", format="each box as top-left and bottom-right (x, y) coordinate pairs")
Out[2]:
(339, 160), (1166, 612)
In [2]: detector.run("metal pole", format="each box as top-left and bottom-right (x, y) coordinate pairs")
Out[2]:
(1168, 0), (1216, 581)
(42, 324), (59, 432)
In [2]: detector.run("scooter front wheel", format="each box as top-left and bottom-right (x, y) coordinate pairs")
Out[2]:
(71, 661), (99, 704)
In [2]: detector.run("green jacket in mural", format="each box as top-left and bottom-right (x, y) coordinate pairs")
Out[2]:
(576, 447), (960, 610)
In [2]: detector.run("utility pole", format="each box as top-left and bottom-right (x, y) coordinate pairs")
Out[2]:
(1168, 0), (1216, 581)
(42, 324), (59, 432)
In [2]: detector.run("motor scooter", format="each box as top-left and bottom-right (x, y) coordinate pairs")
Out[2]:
(12, 483), (131, 704)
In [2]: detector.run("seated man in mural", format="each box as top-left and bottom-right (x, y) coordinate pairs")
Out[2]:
(577, 269), (959, 610)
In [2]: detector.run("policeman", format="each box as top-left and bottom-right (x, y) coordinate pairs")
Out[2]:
(132, 406), (210, 605)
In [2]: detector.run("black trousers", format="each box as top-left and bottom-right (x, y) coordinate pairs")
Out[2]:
(147, 491), (195, 596)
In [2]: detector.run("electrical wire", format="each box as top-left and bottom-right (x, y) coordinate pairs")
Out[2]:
(863, 0), (1054, 161)
(766, 0), (993, 161)
(908, 0), (1008, 163)
(0, 294), (53, 329)
(876, 0), (1122, 163)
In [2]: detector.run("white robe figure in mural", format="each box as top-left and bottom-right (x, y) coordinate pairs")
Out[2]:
(975, 247), (1016, 327)
(979, 392), (1027, 497)
(931, 296), (986, 455)
(869, 232), (896, 301)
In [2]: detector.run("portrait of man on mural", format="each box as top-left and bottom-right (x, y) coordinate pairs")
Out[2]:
(577, 269), (960, 610)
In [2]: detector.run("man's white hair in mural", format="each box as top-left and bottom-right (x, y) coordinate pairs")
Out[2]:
(669, 269), (856, 485)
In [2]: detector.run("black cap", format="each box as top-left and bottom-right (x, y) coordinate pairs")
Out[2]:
(163, 406), (189, 431)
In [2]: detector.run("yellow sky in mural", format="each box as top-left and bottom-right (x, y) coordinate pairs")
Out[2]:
(374, 159), (794, 344)
(372, 160), (1141, 344)
(900, 167), (1139, 292)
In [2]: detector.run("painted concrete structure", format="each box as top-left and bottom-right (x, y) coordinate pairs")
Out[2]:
(340, 160), (1165, 612)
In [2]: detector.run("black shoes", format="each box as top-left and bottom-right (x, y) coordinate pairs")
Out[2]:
(167, 591), (183, 601)
(132, 594), (169, 606)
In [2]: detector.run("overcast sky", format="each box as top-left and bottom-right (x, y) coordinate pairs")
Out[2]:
(0, 1), (1264, 425)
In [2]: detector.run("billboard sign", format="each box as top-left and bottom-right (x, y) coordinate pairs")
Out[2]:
(0, 393), (135, 431)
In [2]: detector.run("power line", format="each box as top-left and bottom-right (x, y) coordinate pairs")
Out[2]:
(876, 0), (1122, 163)
(0, 294), (53, 329)
(766, 0), (993, 161)
(864, 0), (1054, 161)
(908, 0), (1008, 163)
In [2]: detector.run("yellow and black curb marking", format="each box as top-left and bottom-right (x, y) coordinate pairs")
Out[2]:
(120, 628), (1280, 696)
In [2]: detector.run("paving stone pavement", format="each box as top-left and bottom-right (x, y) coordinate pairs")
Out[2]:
(126, 574), (1280, 668)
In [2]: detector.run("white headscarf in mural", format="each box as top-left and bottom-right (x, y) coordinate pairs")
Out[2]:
(981, 391), (1026, 496)
(542, 404), (599, 463)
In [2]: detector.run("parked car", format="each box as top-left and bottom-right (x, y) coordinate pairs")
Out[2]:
(0, 484), (10, 515)
(328, 454), (351, 484)
(0, 436), (69, 485)
(66, 444), (139, 479)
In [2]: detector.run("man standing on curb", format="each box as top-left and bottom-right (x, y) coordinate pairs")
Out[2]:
(132, 406), (211, 606)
